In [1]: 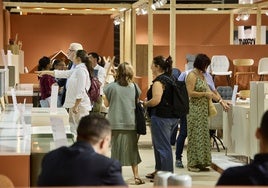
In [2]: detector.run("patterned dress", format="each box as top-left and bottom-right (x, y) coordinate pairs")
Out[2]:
(187, 77), (211, 168)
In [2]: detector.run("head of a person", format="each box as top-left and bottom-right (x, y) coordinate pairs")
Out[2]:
(151, 55), (173, 76)
(193, 53), (211, 73)
(77, 114), (111, 155)
(38, 56), (51, 71)
(116, 62), (134, 86)
(67, 43), (83, 62)
(75, 50), (94, 76)
(52, 59), (66, 70)
(88, 52), (99, 66)
(256, 110), (268, 153)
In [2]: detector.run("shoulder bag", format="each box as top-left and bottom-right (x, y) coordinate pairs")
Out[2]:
(134, 83), (147, 135)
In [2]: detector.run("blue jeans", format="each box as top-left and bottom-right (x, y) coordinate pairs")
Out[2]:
(151, 115), (179, 172)
(170, 115), (187, 161)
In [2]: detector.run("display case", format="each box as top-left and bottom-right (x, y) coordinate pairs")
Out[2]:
(30, 134), (74, 186)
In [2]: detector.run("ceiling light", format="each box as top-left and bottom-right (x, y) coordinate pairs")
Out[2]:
(239, 0), (253, 4)
(205, 8), (218, 11)
(113, 15), (124, 26)
(119, 8), (127, 12)
(236, 15), (241, 21)
(136, 3), (148, 15)
(240, 13), (250, 20)
(151, 0), (167, 10)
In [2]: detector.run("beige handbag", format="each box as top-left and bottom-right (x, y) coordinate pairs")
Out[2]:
(208, 99), (217, 117)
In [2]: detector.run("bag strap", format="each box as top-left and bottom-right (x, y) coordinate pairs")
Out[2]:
(134, 83), (139, 102)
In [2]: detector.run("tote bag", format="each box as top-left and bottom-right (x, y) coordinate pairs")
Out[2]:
(134, 83), (146, 135)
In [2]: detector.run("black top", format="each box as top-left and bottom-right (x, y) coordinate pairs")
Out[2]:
(147, 73), (176, 118)
(216, 153), (268, 186)
(38, 141), (126, 187)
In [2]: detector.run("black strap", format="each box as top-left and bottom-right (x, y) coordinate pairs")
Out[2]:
(134, 83), (139, 103)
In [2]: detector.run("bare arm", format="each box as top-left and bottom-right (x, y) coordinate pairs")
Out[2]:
(103, 95), (109, 107)
(212, 90), (231, 112)
(186, 72), (213, 99)
(35, 70), (54, 77)
(72, 98), (82, 114)
(144, 81), (163, 107)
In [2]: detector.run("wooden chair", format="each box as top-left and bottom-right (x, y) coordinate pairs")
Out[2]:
(233, 59), (254, 86)
(238, 90), (250, 99)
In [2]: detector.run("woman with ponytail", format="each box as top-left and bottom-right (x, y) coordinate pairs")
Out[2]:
(36, 50), (92, 136)
(143, 55), (180, 177)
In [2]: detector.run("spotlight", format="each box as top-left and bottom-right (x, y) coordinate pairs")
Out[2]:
(151, 0), (167, 10)
(113, 15), (124, 25)
(136, 3), (148, 15)
(240, 13), (250, 20)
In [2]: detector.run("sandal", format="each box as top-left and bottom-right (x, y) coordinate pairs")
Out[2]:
(188, 166), (200, 172)
(134, 177), (145, 185)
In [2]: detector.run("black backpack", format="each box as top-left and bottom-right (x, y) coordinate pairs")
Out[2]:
(164, 75), (189, 117)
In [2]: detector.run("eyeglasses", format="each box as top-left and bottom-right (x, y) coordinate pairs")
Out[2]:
(68, 49), (75, 52)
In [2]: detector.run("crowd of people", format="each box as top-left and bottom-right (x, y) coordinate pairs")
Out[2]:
(36, 47), (268, 186)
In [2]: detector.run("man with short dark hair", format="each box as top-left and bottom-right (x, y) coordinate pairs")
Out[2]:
(216, 110), (268, 186)
(38, 114), (126, 186)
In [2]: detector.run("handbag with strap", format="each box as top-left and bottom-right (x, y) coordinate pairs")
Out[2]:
(134, 83), (147, 135)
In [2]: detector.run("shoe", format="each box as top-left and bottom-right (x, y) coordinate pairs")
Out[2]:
(145, 171), (156, 179)
(199, 167), (210, 171)
(175, 160), (184, 168)
(134, 177), (145, 185)
(188, 166), (200, 172)
(196, 165), (210, 171)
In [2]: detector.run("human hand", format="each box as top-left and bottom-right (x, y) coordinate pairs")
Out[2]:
(72, 106), (79, 114)
(220, 100), (231, 112)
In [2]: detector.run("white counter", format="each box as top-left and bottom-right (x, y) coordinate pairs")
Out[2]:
(0, 104), (71, 187)
(223, 104), (251, 156)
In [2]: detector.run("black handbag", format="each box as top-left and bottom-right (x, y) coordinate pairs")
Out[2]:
(134, 83), (147, 135)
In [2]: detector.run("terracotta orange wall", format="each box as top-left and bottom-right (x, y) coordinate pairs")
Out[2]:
(136, 14), (268, 65)
(8, 13), (268, 88)
(136, 14), (268, 90)
(10, 14), (114, 72)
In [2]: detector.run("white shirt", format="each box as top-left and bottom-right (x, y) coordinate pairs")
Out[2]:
(94, 64), (106, 95)
(54, 63), (92, 111)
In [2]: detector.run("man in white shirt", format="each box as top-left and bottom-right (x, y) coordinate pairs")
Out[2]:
(88, 52), (106, 114)
(67, 43), (83, 70)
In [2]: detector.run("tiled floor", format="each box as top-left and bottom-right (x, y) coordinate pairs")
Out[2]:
(120, 127), (245, 187)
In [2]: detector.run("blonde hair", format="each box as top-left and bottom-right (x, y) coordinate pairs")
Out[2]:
(116, 62), (134, 86)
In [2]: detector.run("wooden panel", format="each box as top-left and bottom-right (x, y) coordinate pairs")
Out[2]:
(0, 155), (30, 187)
(136, 44), (148, 77)
(134, 76), (148, 101)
